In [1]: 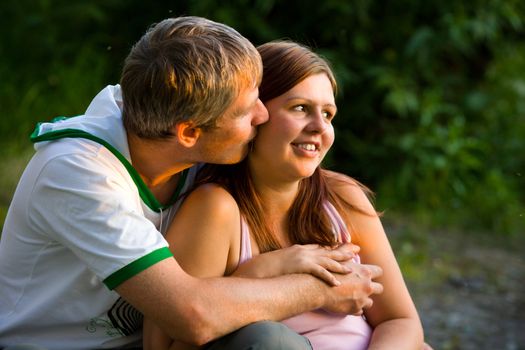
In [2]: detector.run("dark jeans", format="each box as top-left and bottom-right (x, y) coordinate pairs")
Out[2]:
(205, 321), (312, 350)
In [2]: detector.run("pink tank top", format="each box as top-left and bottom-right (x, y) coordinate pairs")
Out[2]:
(239, 201), (372, 350)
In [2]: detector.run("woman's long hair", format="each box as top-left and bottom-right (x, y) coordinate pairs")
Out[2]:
(194, 41), (375, 253)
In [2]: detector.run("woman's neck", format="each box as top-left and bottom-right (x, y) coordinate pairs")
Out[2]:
(249, 162), (301, 247)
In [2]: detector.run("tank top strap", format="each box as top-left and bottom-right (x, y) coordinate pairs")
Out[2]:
(239, 202), (356, 267)
(322, 201), (351, 243)
(239, 216), (252, 265)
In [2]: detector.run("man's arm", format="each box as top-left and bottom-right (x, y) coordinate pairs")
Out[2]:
(118, 256), (382, 346)
(133, 182), (383, 346)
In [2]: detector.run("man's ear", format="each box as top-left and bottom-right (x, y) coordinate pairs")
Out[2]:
(173, 121), (202, 148)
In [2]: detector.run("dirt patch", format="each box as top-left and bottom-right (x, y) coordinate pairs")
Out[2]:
(389, 224), (525, 350)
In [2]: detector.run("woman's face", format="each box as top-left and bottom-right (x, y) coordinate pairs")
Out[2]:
(250, 73), (336, 182)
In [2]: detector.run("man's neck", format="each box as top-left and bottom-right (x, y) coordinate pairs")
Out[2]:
(127, 131), (194, 204)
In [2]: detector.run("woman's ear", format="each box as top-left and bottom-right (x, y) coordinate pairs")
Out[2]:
(173, 121), (202, 148)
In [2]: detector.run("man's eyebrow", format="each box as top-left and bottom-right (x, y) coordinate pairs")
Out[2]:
(232, 96), (258, 116)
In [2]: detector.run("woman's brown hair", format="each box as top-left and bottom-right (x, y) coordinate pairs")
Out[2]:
(195, 41), (374, 253)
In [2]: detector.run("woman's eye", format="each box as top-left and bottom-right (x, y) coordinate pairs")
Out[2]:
(293, 105), (306, 112)
(322, 111), (334, 120)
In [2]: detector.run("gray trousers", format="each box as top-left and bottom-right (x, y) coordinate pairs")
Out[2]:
(205, 321), (312, 350)
(2, 346), (48, 350)
(2, 321), (312, 350)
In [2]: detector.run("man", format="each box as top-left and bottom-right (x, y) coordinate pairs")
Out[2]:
(0, 16), (383, 349)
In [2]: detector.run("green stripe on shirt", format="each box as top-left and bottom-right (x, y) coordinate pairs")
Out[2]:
(103, 247), (173, 290)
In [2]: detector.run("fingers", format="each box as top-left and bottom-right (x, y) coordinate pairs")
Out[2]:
(352, 308), (364, 316)
(333, 242), (360, 255)
(351, 296), (374, 316)
(370, 281), (383, 295)
(321, 262), (384, 315)
(303, 256), (350, 286)
(351, 264), (383, 295)
(292, 243), (358, 263)
(355, 297), (373, 315)
(309, 265), (341, 287)
(318, 257), (352, 274)
(284, 245), (378, 287)
(303, 253), (353, 283)
(291, 244), (354, 271)
(299, 243), (355, 261)
(324, 244), (356, 262)
(349, 244), (360, 254)
(294, 245), (358, 284)
(360, 264), (383, 279)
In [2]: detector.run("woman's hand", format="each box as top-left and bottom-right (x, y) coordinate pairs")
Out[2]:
(232, 243), (359, 286)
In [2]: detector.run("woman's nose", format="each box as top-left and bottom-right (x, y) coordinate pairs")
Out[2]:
(305, 112), (328, 134)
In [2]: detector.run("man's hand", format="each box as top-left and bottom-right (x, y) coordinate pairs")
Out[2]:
(322, 262), (383, 315)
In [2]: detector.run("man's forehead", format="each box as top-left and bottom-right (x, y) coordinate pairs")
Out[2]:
(229, 85), (259, 114)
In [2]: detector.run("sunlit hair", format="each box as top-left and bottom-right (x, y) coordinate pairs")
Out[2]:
(195, 40), (375, 253)
(120, 16), (262, 139)
(257, 40), (337, 103)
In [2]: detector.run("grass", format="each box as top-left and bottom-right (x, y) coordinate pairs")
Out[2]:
(0, 146), (34, 228)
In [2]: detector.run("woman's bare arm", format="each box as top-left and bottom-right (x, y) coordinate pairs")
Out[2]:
(139, 182), (383, 349)
(143, 183), (244, 350)
(327, 171), (424, 349)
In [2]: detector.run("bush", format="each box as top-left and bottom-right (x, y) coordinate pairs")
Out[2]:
(1, 0), (524, 234)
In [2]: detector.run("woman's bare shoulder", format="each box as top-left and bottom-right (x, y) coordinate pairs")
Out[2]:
(323, 169), (371, 206)
(182, 183), (240, 216)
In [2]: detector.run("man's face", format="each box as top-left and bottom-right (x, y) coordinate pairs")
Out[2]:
(197, 85), (269, 164)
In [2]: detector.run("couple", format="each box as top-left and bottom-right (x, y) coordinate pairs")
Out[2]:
(0, 16), (424, 350)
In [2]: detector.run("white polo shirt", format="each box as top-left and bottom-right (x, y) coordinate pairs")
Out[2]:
(0, 85), (198, 349)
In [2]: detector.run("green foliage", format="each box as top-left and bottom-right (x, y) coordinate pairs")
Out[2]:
(1, 0), (524, 234)
(0, 0), (120, 152)
(389, 226), (431, 281)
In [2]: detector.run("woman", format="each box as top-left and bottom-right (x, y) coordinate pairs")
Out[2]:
(144, 40), (425, 349)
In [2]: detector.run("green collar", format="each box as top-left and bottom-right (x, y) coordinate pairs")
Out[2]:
(30, 126), (188, 212)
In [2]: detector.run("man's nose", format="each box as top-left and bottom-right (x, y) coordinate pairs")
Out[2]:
(252, 99), (269, 126)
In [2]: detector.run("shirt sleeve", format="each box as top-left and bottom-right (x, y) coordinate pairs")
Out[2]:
(27, 143), (171, 289)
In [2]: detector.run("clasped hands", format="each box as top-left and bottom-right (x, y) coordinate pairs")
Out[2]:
(233, 243), (383, 315)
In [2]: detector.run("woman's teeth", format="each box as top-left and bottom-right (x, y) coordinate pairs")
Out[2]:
(296, 143), (316, 151)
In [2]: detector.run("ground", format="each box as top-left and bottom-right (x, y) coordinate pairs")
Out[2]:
(387, 221), (525, 350)
(1, 151), (524, 349)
